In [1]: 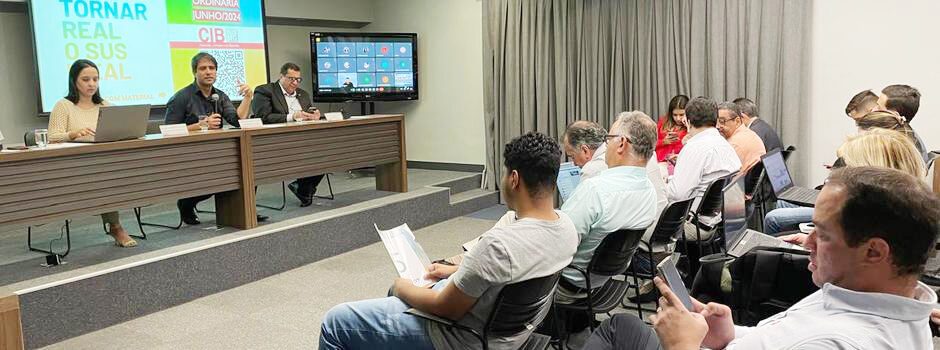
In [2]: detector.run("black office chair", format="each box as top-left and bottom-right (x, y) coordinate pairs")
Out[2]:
(553, 228), (645, 342)
(683, 173), (736, 270)
(406, 272), (560, 350)
(21, 131), (109, 256)
(256, 175), (336, 211)
(781, 145), (797, 164)
(626, 198), (696, 319)
(744, 162), (770, 230)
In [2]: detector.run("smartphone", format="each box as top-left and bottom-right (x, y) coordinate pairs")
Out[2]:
(6, 145), (28, 151)
(307, 106), (319, 113)
(657, 254), (694, 310)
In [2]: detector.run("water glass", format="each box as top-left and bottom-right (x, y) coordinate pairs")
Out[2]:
(198, 115), (209, 132)
(34, 128), (48, 148)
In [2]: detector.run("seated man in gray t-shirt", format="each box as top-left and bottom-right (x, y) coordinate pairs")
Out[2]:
(319, 132), (579, 350)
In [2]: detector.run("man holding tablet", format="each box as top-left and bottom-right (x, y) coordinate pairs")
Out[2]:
(251, 62), (325, 207)
(583, 167), (939, 350)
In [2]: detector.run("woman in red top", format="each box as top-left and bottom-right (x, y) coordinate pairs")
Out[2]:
(655, 94), (689, 163)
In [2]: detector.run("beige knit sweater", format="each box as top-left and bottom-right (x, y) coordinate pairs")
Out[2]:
(47, 98), (110, 142)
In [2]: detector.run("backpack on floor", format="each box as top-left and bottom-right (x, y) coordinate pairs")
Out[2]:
(728, 247), (819, 326)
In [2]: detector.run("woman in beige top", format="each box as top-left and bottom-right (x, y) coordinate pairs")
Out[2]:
(48, 59), (136, 248)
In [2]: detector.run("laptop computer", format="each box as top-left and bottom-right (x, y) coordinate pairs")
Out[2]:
(723, 174), (804, 257)
(761, 149), (820, 207)
(73, 104), (150, 143)
(557, 162), (582, 202)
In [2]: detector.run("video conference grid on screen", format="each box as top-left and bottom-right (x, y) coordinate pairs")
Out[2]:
(313, 37), (415, 94)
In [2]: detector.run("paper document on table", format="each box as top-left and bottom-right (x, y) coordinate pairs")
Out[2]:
(557, 162), (582, 202)
(376, 223), (433, 286)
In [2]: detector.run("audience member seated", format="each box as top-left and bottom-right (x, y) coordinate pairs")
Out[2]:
(773, 128), (926, 239)
(655, 95), (689, 164)
(562, 121), (608, 179)
(555, 112), (658, 304)
(855, 109), (918, 145)
(165, 52), (264, 225)
(665, 96), (740, 240)
(733, 97), (782, 152)
(48, 59), (136, 248)
(878, 84), (929, 162)
(319, 132), (578, 350)
(717, 102), (766, 173)
(584, 166), (940, 350)
(845, 89), (879, 120)
(251, 62), (325, 207)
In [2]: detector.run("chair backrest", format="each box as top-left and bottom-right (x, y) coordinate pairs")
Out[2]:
(146, 119), (164, 135)
(23, 131), (36, 147)
(587, 228), (646, 277)
(485, 271), (561, 338)
(696, 173), (735, 218)
(781, 145), (797, 163)
(649, 197), (696, 245)
(744, 160), (765, 197)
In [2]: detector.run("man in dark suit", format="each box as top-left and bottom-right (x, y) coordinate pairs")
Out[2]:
(733, 97), (783, 152)
(251, 62), (325, 207)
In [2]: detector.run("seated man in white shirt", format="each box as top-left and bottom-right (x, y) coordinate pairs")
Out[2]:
(555, 112), (659, 304)
(583, 166), (940, 350)
(666, 96), (740, 240)
(319, 132), (579, 350)
(562, 120), (608, 179)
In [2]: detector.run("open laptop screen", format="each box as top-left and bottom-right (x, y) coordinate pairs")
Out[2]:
(761, 149), (793, 194)
(722, 175), (748, 251)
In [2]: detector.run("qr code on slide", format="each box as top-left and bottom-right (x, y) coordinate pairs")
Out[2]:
(206, 49), (246, 99)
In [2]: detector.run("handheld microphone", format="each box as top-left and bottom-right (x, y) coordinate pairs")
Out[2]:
(210, 94), (220, 115)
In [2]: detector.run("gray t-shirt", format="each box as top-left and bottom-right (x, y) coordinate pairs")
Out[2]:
(428, 211), (579, 350)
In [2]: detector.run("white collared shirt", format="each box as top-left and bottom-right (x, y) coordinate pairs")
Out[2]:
(728, 282), (937, 350)
(580, 143), (608, 180)
(666, 128), (740, 209)
(279, 82), (303, 121)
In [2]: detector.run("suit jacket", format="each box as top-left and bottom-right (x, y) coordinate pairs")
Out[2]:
(251, 81), (313, 124)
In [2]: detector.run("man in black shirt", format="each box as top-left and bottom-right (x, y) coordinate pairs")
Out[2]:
(734, 97), (783, 152)
(251, 62), (325, 207)
(165, 52), (266, 224)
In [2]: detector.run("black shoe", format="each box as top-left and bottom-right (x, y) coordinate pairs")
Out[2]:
(288, 181), (313, 207)
(628, 283), (661, 304)
(177, 202), (200, 225)
(257, 214), (269, 222)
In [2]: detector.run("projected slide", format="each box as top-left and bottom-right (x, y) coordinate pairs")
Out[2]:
(31, 0), (269, 113)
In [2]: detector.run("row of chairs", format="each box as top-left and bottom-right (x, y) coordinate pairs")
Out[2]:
(421, 146), (801, 349)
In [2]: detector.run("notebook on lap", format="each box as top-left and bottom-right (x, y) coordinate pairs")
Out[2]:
(722, 174), (804, 257)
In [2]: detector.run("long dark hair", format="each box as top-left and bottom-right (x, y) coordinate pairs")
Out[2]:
(663, 94), (689, 130)
(65, 59), (103, 105)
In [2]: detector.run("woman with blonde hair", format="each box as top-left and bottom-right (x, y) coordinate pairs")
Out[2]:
(765, 128), (927, 235)
(837, 128), (926, 178)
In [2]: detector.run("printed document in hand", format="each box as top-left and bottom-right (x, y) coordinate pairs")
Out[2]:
(557, 162), (582, 202)
(375, 223), (434, 286)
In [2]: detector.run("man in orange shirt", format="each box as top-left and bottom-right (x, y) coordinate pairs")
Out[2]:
(717, 102), (766, 173)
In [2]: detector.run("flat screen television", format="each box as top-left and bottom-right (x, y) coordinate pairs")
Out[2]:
(310, 32), (418, 102)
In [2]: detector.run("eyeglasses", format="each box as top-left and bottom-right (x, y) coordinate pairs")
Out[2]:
(284, 76), (303, 83)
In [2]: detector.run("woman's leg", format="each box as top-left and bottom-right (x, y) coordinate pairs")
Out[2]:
(102, 211), (136, 247)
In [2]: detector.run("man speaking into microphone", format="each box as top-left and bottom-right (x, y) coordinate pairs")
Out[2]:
(165, 51), (265, 225)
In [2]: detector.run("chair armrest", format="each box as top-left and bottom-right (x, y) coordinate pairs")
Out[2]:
(406, 308), (485, 347)
(405, 308), (455, 327)
(565, 264), (591, 290)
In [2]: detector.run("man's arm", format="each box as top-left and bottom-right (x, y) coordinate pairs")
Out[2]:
(218, 94), (241, 127)
(164, 94), (188, 125)
(393, 278), (477, 321)
(665, 151), (706, 201)
(251, 85), (288, 124)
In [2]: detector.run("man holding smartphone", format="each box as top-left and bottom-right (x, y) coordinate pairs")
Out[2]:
(251, 62), (325, 207)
